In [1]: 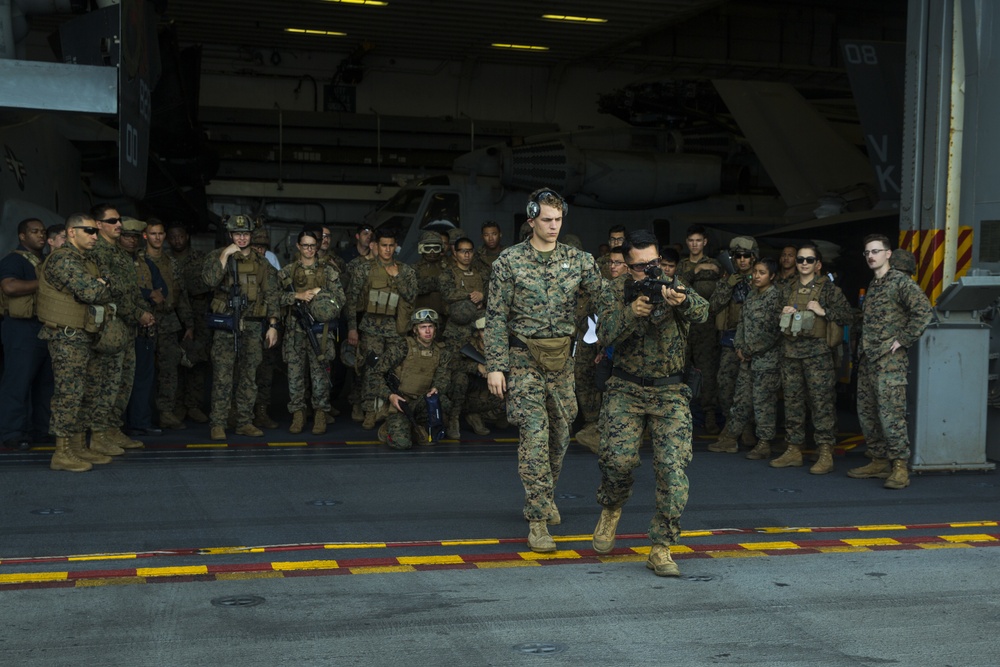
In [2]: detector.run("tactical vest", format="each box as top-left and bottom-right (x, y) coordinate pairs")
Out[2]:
(146, 252), (179, 310)
(717, 274), (752, 331)
(134, 255), (153, 292)
(396, 337), (441, 399)
(36, 251), (102, 330)
(451, 265), (484, 296)
(1, 250), (42, 319)
(781, 277), (829, 339)
(212, 252), (269, 318)
(366, 262), (401, 316)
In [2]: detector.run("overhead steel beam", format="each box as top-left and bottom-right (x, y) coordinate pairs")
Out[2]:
(0, 60), (116, 113)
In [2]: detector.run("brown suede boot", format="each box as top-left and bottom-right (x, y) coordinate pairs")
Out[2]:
(527, 521), (557, 553)
(847, 457), (891, 479)
(235, 423), (264, 437)
(69, 433), (111, 465)
(210, 425), (226, 441)
(883, 459), (910, 489)
(186, 407), (209, 424)
(312, 411), (327, 435)
(50, 436), (92, 472)
(446, 414), (461, 439)
(289, 411), (305, 434)
(745, 440), (771, 460)
(253, 404), (278, 429)
(646, 544), (680, 577)
(708, 431), (739, 453)
(741, 425), (758, 447)
(466, 413), (490, 436)
(111, 429), (143, 449)
(89, 430), (125, 456)
(592, 507), (622, 554)
(809, 444), (834, 475)
(770, 444), (803, 468)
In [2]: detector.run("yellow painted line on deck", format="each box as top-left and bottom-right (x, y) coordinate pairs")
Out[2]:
(344, 440), (380, 445)
(743, 541), (801, 551)
(842, 538), (901, 547)
(519, 550), (581, 561)
(270, 560), (339, 571)
(441, 539), (500, 547)
(940, 534), (997, 542)
(917, 542), (973, 550)
(815, 545), (871, 553)
(68, 553), (138, 562)
(858, 524), (907, 531)
(323, 543), (387, 550)
(215, 571), (285, 581)
(475, 560), (540, 569)
(397, 555), (466, 566)
(708, 550), (767, 559)
(267, 442), (308, 447)
(135, 566), (208, 577)
(950, 521), (998, 528)
(0, 572), (68, 584)
(76, 577), (146, 587)
(186, 443), (229, 449)
(350, 565), (416, 574)
(202, 547), (266, 555)
(757, 527), (813, 534)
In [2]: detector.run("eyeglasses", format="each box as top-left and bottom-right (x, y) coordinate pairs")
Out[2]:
(627, 259), (661, 272)
(74, 226), (99, 235)
(322, 233), (332, 239)
(732, 251), (754, 259)
(299, 243), (318, 249)
(455, 248), (474, 254)
(608, 260), (625, 267)
(796, 256), (818, 264)
(99, 217), (122, 225)
(862, 248), (888, 257)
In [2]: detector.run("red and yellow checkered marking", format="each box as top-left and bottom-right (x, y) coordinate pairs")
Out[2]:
(898, 226), (972, 304)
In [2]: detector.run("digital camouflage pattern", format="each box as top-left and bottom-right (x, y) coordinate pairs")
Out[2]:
(472, 244), (503, 273)
(712, 272), (753, 416)
(726, 284), (783, 440)
(439, 263), (489, 416)
(171, 246), (212, 412)
(413, 256), (447, 317)
(678, 256), (723, 424)
(143, 249), (194, 421)
(857, 267), (933, 460)
(596, 277), (708, 546)
(38, 244), (113, 437)
(779, 277), (854, 447)
(202, 248), (280, 428)
(381, 336), (452, 449)
(485, 240), (604, 521)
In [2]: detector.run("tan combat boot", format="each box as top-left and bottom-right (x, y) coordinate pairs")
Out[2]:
(253, 404), (278, 429)
(466, 413), (490, 436)
(186, 407), (209, 424)
(111, 430), (143, 449)
(708, 430), (739, 453)
(883, 459), (910, 489)
(362, 411), (377, 430)
(742, 425), (757, 447)
(235, 423), (264, 437)
(646, 544), (680, 577)
(159, 412), (185, 430)
(770, 444), (803, 468)
(351, 404), (364, 422)
(312, 411), (327, 435)
(289, 411), (305, 434)
(89, 430), (125, 456)
(574, 423), (600, 453)
(210, 425), (226, 441)
(847, 457), (891, 479)
(547, 505), (561, 526)
(705, 418), (720, 435)
(745, 440), (771, 460)
(592, 506), (623, 554)
(69, 433), (111, 465)
(50, 436), (92, 472)
(809, 444), (834, 475)
(446, 413), (461, 439)
(527, 520), (557, 553)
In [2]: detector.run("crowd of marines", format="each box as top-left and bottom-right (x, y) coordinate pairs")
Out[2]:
(0, 189), (933, 578)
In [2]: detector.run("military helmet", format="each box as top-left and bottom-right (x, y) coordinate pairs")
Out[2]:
(448, 299), (479, 325)
(729, 236), (759, 256)
(418, 230), (443, 254)
(309, 294), (340, 323)
(251, 227), (270, 247)
(339, 339), (357, 368)
(410, 308), (439, 327)
(447, 227), (464, 244)
(890, 248), (917, 275)
(225, 214), (254, 233)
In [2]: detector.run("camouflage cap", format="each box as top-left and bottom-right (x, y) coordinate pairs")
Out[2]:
(890, 248), (917, 274)
(120, 216), (146, 234)
(730, 235), (758, 255)
(251, 228), (270, 247)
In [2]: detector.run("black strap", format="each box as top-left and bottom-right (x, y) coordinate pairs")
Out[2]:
(508, 335), (529, 349)
(612, 367), (682, 387)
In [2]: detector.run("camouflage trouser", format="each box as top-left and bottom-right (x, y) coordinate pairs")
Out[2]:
(358, 332), (396, 412)
(284, 327), (331, 413)
(857, 352), (911, 460)
(111, 340), (137, 429)
(385, 396), (431, 449)
(458, 377), (503, 415)
(156, 329), (183, 417)
(596, 376), (693, 546)
(256, 345), (281, 408)
(507, 347), (577, 522)
(782, 352), (837, 447)
(87, 338), (132, 431)
(575, 341), (601, 424)
(45, 331), (96, 437)
(441, 329), (471, 415)
(717, 345), (740, 416)
(687, 321), (720, 415)
(179, 296), (212, 410)
(726, 363), (780, 441)
(209, 322), (264, 428)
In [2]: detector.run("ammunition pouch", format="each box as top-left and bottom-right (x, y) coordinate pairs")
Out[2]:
(516, 335), (572, 372)
(91, 305), (128, 355)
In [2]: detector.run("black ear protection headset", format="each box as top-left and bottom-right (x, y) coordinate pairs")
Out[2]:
(526, 189), (567, 219)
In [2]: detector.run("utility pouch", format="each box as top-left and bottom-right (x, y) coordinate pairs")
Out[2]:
(84, 304), (109, 334)
(520, 335), (572, 372)
(719, 330), (736, 349)
(205, 312), (237, 332)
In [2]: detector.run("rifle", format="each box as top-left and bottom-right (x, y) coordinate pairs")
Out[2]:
(227, 255), (248, 356)
(383, 368), (423, 436)
(459, 343), (487, 366)
(292, 297), (335, 388)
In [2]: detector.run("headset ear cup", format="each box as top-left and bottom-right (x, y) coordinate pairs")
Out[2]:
(526, 200), (539, 219)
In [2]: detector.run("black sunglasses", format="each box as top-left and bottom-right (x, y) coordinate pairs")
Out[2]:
(99, 217), (122, 225)
(732, 251), (754, 259)
(796, 256), (818, 264)
(74, 226), (99, 235)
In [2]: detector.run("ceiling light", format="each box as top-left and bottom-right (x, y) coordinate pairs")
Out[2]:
(541, 14), (608, 24)
(323, 0), (388, 5)
(491, 43), (549, 51)
(285, 28), (348, 36)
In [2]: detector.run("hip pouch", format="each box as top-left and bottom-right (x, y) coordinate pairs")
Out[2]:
(520, 335), (572, 372)
(205, 312), (237, 332)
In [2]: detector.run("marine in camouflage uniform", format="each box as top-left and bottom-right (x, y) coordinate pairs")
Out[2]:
(343, 249), (376, 421)
(710, 237), (757, 425)
(849, 240), (933, 489)
(438, 236), (489, 436)
(678, 236), (724, 432)
(413, 230), (448, 321)
(591, 229), (709, 577)
(450, 319), (504, 434)
(202, 215), (281, 439)
(37, 214), (116, 471)
(378, 309), (452, 449)
(472, 221), (504, 274)
(168, 222), (213, 422)
(711, 259), (783, 458)
(485, 189), (604, 553)
(88, 205), (155, 450)
(345, 227), (417, 428)
(142, 221), (194, 429)
(772, 243), (854, 473)
(278, 230), (346, 435)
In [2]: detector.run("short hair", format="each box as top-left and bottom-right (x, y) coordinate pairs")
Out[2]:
(17, 218), (42, 236)
(528, 188), (567, 216)
(297, 230), (320, 244)
(355, 222), (374, 235)
(90, 203), (116, 221)
(65, 213), (93, 229)
(481, 220), (500, 232)
(621, 229), (660, 258)
(166, 220), (188, 232)
(145, 217), (165, 232)
(374, 227), (397, 243)
(608, 247), (625, 258)
(755, 257), (778, 277)
(608, 225), (626, 237)
(685, 224), (707, 239)
(661, 247), (680, 263)
(454, 237), (474, 250)
(862, 233), (892, 250)
(46, 224), (65, 239)
(797, 242), (823, 263)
